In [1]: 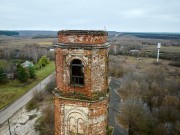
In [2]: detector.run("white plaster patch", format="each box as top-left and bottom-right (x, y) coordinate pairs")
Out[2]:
(62, 105), (89, 135)
(89, 115), (106, 124)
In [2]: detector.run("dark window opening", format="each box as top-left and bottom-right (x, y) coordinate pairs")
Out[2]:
(70, 59), (84, 86)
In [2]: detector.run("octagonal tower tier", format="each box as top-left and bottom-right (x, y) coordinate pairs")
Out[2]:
(55, 30), (110, 97)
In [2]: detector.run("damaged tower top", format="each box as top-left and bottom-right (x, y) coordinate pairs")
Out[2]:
(56, 30), (109, 48)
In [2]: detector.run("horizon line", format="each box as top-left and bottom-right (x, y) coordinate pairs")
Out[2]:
(0, 29), (180, 34)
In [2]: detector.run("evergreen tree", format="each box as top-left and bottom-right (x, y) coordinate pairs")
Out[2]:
(0, 68), (7, 83)
(17, 65), (28, 82)
(28, 66), (36, 79)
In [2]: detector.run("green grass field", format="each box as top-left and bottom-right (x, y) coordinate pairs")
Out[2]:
(142, 45), (180, 60)
(0, 62), (55, 110)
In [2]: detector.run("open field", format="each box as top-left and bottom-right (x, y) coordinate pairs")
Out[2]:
(0, 36), (56, 49)
(109, 55), (180, 79)
(0, 62), (55, 110)
(141, 45), (180, 60)
(143, 45), (180, 53)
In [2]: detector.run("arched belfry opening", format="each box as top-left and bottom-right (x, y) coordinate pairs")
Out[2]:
(70, 59), (84, 86)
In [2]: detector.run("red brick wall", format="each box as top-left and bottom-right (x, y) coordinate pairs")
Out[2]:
(55, 47), (108, 97)
(54, 97), (61, 135)
(58, 34), (107, 44)
(54, 97), (108, 135)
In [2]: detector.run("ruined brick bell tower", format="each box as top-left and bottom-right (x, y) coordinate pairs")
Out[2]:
(53, 30), (110, 135)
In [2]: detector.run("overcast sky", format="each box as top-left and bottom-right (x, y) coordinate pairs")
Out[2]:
(0, 0), (180, 32)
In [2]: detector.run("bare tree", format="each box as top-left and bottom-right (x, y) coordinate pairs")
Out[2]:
(116, 98), (153, 135)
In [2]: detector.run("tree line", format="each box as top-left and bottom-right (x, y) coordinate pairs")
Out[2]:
(0, 43), (55, 63)
(0, 31), (19, 36)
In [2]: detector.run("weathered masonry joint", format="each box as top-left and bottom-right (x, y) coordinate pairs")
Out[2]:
(53, 30), (110, 135)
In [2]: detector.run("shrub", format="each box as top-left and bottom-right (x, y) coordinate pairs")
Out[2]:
(34, 105), (54, 135)
(29, 114), (37, 120)
(169, 61), (180, 67)
(26, 98), (38, 112)
(33, 90), (45, 102)
(109, 56), (128, 78)
(26, 90), (45, 112)
(106, 125), (114, 135)
(152, 60), (162, 65)
(109, 65), (125, 78)
(45, 77), (56, 94)
(38, 55), (50, 68)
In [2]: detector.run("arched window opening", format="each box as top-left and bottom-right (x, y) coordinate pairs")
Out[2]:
(70, 59), (84, 86)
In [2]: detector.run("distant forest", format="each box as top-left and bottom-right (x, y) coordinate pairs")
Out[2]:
(1, 30), (180, 40)
(0, 31), (19, 36)
(122, 32), (180, 39)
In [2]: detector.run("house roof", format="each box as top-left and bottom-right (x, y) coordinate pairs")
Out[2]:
(22, 61), (34, 67)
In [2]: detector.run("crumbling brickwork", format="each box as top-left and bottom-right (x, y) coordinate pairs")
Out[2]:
(55, 47), (108, 97)
(54, 30), (110, 135)
(54, 97), (108, 135)
(58, 30), (107, 44)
